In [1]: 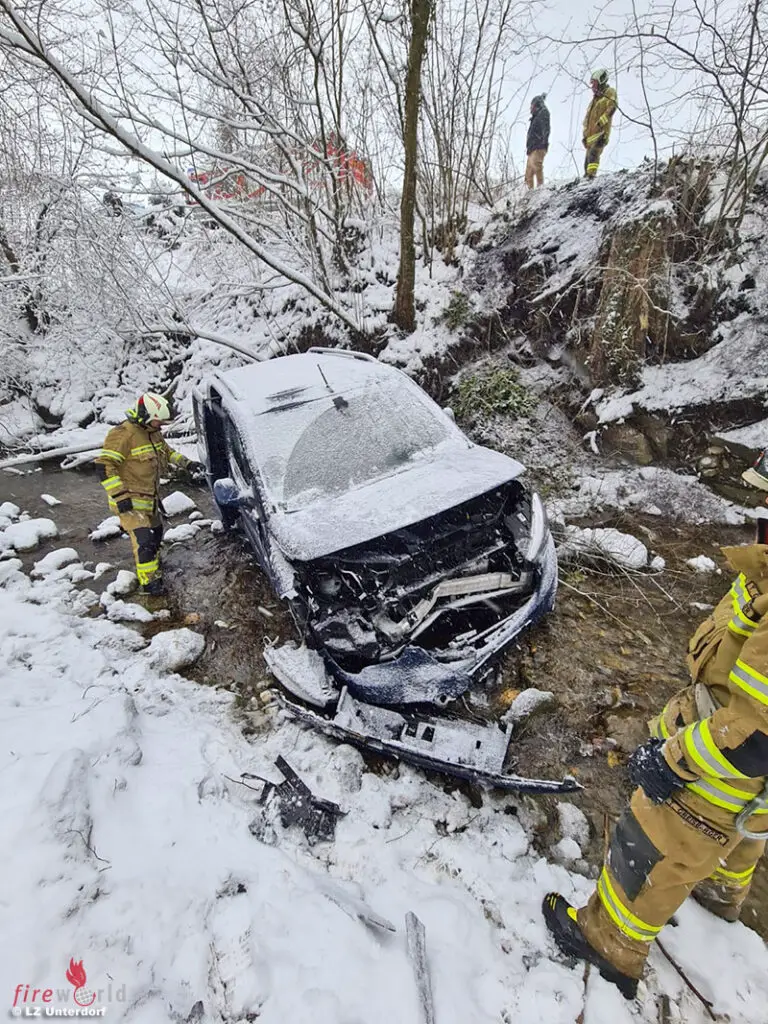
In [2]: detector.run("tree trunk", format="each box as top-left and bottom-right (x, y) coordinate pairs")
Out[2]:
(393, 0), (433, 333)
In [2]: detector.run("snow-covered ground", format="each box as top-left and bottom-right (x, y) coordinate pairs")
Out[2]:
(2, 512), (768, 1023)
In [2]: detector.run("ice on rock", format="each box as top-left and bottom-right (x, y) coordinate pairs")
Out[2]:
(161, 491), (197, 517)
(147, 628), (205, 671)
(32, 547), (80, 577)
(0, 517), (59, 553)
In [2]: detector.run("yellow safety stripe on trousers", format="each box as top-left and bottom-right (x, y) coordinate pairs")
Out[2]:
(132, 497), (155, 511)
(135, 559), (159, 585)
(586, 132), (603, 145)
(686, 775), (768, 814)
(597, 869), (661, 942)
(130, 444), (156, 456)
(169, 451), (185, 465)
(712, 863), (756, 886)
(730, 659), (768, 706)
(649, 711), (671, 740)
(100, 475), (124, 493)
(681, 720), (749, 780)
(99, 448), (125, 462)
(586, 165), (599, 175)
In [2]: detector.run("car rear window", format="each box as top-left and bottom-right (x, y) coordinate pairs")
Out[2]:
(256, 380), (452, 509)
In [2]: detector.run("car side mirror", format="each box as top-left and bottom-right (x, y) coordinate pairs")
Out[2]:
(213, 477), (241, 507)
(443, 406), (455, 422)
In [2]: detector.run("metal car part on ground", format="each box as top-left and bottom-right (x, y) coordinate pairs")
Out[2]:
(193, 348), (564, 792)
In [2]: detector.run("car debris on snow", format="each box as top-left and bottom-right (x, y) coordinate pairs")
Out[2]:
(244, 755), (345, 844)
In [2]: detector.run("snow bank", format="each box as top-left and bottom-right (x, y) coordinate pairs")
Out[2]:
(549, 466), (745, 526)
(1, 554), (767, 1022)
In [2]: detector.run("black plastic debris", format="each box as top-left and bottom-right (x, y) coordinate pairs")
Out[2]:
(244, 756), (345, 844)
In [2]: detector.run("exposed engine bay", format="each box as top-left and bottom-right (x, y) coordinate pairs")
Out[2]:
(295, 482), (539, 670)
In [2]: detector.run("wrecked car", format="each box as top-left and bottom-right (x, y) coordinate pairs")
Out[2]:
(193, 348), (575, 793)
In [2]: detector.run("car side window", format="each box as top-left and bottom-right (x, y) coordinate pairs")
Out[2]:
(226, 420), (251, 486)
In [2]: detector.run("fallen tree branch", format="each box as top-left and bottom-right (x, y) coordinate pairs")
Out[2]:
(655, 939), (717, 1021)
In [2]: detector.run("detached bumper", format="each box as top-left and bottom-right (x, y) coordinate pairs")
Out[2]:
(274, 687), (580, 795)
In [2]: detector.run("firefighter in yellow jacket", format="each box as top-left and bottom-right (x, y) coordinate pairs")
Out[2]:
(95, 393), (202, 595)
(582, 69), (617, 178)
(544, 451), (768, 999)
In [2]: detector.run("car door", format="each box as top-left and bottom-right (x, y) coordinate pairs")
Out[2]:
(225, 419), (271, 574)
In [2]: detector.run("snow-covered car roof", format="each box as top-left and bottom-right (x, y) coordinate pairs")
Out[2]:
(207, 348), (394, 415)
(202, 349), (526, 560)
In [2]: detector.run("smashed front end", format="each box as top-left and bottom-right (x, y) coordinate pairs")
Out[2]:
(265, 481), (574, 794)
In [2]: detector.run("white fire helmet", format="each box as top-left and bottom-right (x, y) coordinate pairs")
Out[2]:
(136, 392), (172, 424)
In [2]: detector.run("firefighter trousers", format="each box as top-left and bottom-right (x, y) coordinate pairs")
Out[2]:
(525, 150), (546, 189)
(577, 787), (767, 978)
(584, 141), (605, 178)
(118, 509), (164, 586)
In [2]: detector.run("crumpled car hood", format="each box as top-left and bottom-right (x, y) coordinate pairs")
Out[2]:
(268, 444), (525, 561)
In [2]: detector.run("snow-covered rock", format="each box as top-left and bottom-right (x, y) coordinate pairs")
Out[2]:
(147, 628), (205, 671)
(503, 687), (555, 725)
(106, 570), (138, 596)
(552, 837), (582, 864)
(106, 599), (155, 623)
(93, 562), (113, 578)
(0, 517), (59, 553)
(0, 501), (21, 519)
(163, 523), (200, 543)
(89, 516), (122, 541)
(559, 525), (649, 570)
(650, 555), (666, 572)
(0, 515), (12, 530)
(40, 493), (62, 506)
(32, 547), (80, 577)
(161, 491), (197, 517)
(686, 555), (718, 573)
(557, 802), (590, 847)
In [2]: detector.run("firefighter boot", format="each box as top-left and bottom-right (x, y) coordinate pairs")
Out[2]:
(141, 575), (166, 597)
(542, 894), (639, 999)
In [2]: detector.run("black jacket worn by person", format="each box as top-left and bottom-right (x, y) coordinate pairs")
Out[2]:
(526, 97), (550, 154)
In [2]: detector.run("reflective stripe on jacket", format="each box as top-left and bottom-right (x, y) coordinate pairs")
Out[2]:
(583, 86), (617, 146)
(651, 544), (768, 817)
(94, 419), (188, 510)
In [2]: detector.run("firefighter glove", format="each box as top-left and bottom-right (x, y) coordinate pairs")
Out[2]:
(628, 738), (685, 804)
(116, 497), (133, 514)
